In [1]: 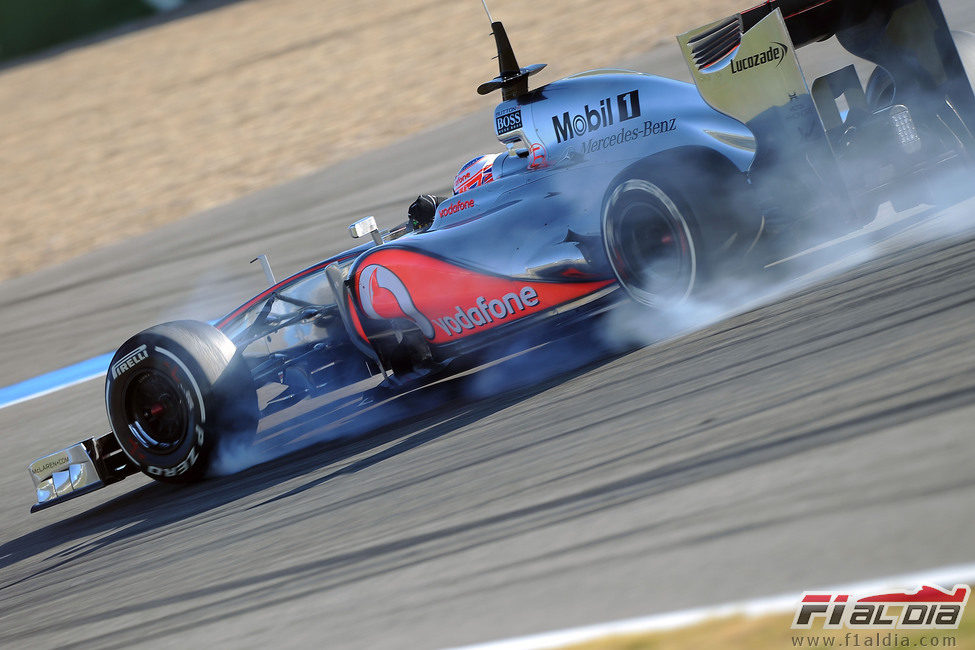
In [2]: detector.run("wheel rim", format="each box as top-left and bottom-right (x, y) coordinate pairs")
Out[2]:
(123, 369), (189, 454)
(604, 179), (696, 307)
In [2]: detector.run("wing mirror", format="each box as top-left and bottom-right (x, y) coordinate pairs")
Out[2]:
(348, 216), (384, 246)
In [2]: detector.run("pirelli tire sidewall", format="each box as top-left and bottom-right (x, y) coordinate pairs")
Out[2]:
(105, 320), (255, 484)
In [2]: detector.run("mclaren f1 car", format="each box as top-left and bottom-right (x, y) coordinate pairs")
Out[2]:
(27, 0), (975, 511)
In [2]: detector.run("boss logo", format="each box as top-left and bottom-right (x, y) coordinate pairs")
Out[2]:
(496, 108), (523, 134)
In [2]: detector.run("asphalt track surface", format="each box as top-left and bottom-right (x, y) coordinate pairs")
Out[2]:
(3, 4), (975, 647)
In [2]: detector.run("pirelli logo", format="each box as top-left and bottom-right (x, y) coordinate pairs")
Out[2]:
(111, 344), (148, 379)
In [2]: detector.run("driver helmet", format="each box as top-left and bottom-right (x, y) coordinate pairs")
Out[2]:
(453, 153), (500, 194)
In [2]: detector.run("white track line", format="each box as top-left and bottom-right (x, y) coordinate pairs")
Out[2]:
(447, 562), (975, 650)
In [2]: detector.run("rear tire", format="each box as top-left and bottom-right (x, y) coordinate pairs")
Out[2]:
(602, 178), (699, 308)
(105, 320), (257, 483)
(602, 161), (757, 308)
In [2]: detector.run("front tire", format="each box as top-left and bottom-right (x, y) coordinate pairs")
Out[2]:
(105, 320), (258, 483)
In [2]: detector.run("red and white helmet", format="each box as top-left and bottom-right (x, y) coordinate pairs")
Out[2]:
(453, 153), (500, 194)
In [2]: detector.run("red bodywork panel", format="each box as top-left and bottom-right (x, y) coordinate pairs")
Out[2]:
(351, 248), (613, 346)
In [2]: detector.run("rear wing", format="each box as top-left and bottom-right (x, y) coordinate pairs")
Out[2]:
(678, 0), (975, 223)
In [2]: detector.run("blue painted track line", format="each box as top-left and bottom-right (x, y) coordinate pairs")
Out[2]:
(0, 319), (223, 411)
(0, 352), (113, 410)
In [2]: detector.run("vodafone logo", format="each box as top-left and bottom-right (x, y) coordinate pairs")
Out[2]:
(432, 286), (540, 338)
(358, 265), (435, 339)
(438, 199), (475, 218)
(356, 262), (545, 342)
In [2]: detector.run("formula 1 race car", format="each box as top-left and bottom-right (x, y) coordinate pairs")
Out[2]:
(27, 0), (975, 511)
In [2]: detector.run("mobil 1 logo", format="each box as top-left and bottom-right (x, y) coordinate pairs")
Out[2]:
(552, 89), (640, 143)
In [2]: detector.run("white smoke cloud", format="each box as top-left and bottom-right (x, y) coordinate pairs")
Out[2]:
(208, 196), (975, 478)
(207, 28), (975, 477)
